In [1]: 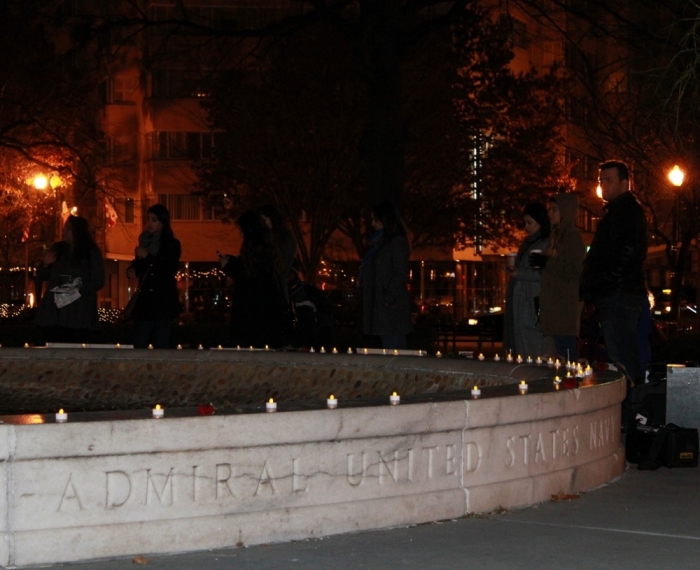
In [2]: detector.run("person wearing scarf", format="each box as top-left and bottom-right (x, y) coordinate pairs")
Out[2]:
(126, 204), (181, 348)
(503, 202), (551, 358)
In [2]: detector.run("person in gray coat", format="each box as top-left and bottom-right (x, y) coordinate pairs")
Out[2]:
(361, 201), (411, 349)
(503, 203), (550, 358)
(36, 215), (105, 343)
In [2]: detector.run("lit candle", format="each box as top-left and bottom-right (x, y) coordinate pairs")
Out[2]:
(519, 381), (528, 393)
(198, 344), (204, 350)
(309, 347), (315, 353)
(148, 344), (154, 350)
(327, 395), (338, 409)
(418, 350), (424, 356)
(506, 352), (513, 363)
(55, 409), (67, 423)
(436, 351), (442, 358)
(493, 354), (500, 362)
(393, 349), (399, 355)
(249, 346), (254, 351)
(265, 345), (269, 350)
(389, 392), (400, 405)
(585, 365), (592, 376)
(553, 375), (562, 384)
(478, 353), (485, 361)
(332, 347), (338, 354)
(218, 345), (223, 350)
(547, 357), (554, 367)
(363, 348), (368, 354)
(320, 347), (326, 354)
(382, 348), (387, 355)
(152, 404), (164, 419)
(266, 398), (277, 413)
(177, 344), (182, 350)
(236, 345), (241, 350)
(81, 343), (86, 348)
(116, 343), (121, 349)
(516, 355), (523, 364)
(535, 356), (542, 365)
(471, 385), (481, 397)
(347, 348), (353, 354)
(566, 370), (572, 378)
(24, 343), (29, 348)
(555, 359), (561, 369)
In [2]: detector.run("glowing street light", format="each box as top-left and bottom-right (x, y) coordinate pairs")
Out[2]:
(32, 175), (48, 190)
(668, 165), (684, 187)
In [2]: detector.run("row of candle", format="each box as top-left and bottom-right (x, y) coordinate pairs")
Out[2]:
(56, 375), (565, 422)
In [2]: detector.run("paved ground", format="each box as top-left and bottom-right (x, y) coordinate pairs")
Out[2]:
(25, 464), (700, 570)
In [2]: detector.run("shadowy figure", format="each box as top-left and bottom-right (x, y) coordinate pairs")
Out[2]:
(36, 215), (105, 344)
(220, 210), (286, 348)
(126, 204), (182, 349)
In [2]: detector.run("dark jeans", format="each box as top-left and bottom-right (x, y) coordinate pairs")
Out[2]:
(381, 335), (407, 350)
(133, 320), (173, 349)
(553, 335), (578, 362)
(596, 295), (646, 384)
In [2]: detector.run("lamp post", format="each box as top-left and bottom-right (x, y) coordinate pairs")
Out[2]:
(667, 165), (685, 330)
(32, 173), (63, 241)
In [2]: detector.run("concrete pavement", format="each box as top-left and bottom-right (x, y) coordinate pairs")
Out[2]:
(23, 464), (700, 570)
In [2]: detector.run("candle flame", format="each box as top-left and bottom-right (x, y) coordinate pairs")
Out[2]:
(155, 404), (161, 410)
(268, 398), (274, 404)
(392, 392), (398, 397)
(329, 394), (335, 400)
(58, 409), (64, 414)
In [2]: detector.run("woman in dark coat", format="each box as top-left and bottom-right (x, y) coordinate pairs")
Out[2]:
(36, 215), (105, 343)
(126, 204), (181, 349)
(220, 210), (286, 348)
(361, 201), (411, 349)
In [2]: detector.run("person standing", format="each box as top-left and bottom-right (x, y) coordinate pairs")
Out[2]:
(581, 160), (648, 385)
(361, 201), (411, 350)
(220, 210), (286, 348)
(503, 203), (550, 358)
(126, 204), (181, 349)
(36, 215), (105, 343)
(535, 194), (586, 361)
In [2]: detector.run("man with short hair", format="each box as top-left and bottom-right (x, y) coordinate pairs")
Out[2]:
(581, 160), (648, 385)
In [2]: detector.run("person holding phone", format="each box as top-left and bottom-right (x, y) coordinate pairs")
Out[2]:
(126, 204), (181, 349)
(36, 215), (105, 343)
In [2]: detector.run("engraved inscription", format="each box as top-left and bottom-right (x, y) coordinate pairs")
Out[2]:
(58, 474), (83, 512)
(506, 426), (580, 468)
(589, 415), (616, 450)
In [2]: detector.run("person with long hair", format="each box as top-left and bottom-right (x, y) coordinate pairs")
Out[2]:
(360, 201), (411, 349)
(533, 194), (586, 360)
(219, 210), (286, 348)
(36, 215), (105, 343)
(503, 203), (550, 358)
(126, 204), (182, 348)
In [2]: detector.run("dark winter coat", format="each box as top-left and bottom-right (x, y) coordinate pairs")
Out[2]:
(362, 235), (411, 336)
(223, 255), (286, 348)
(581, 191), (648, 302)
(128, 236), (181, 321)
(36, 242), (105, 330)
(539, 194), (586, 336)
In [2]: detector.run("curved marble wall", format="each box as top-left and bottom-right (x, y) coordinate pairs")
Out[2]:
(0, 349), (625, 567)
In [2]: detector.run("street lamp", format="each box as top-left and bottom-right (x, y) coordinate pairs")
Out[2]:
(31, 173), (63, 240)
(667, 165), (685, 332)
(668, 165), (684, 188)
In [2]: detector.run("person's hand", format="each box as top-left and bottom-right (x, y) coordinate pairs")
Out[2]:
(219, 254), (231, 268)
(135, 246), (148, 259)
(126, 267), (136, 280)
(42, 250), (57, 266)
(529, 252), (548, 269)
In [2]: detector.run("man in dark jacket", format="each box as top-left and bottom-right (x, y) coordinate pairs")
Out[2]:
(581, 160), (648, 385)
